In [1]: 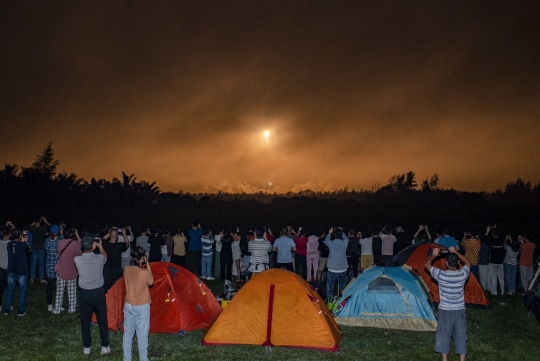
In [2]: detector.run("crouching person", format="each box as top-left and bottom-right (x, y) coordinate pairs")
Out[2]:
(75, 236), (110, 355)
(123, 246), (154, 361)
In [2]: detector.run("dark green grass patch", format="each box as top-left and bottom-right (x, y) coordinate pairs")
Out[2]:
(0, 281), (538, 360)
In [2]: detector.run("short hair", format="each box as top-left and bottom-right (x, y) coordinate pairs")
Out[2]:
(349, 228), (356, 235)
(254, 226), (265, 237)
(11, 228), (22, 240)
(333, 228), (343, 240)
(63, 227), (74, 239)
(281, 227), (288, 236)
(1, 227), (11, 237)
(299, 229), (307, 236)
(192, 221), (199, 228)
(443, 227), (450, 235)
(203, 227), (211, 236)
(446, 253), (459, 268)
(492, 229), (500, 237)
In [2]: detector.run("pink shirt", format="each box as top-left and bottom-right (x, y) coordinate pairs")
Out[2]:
(56, 238), (83, 280)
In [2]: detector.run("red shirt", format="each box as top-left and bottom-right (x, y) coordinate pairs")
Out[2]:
(520, 242), (536, 266)
(294, 237), (309, 256)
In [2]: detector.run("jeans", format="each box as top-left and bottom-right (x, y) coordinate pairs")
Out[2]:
(80, 288), (109, 348)
(30, 249), (45, 279)
(326, 270), (348, 299)
(504, 263), (517, 293)
(202, 255), (213, 278)
(489, 263), (504, 295)
(123, 303), (150, 361)
(4, 272), (28, 313)
(0, 268), (7, 305)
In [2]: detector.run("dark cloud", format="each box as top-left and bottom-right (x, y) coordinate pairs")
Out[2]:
(1, 1), (539, 192)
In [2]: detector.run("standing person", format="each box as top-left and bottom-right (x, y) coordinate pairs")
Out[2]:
(273, 228), (297, 272)
(393, 224), (410, 255)
(120, 226), (134, 269)
(486, 226), (505, 296)
(187, 221), (203, 276)
(201, 228), (215, 280)
(265, 226), (275, 269)
(324, 227), (349, 301)
(317, 232), (329, 281)
(135, 228), (150, 254)
(147, 229), (165, 263)
(231, 228), (242, 280)
(53, 227), (82, 314)
(359, 231), (374, 271)
(425, 247), (471, 361)
(519, 235), (536, 291)
(372, 229), (382, 265)
(478, 234), (491, 292)
(122, 246), (154, 361)
(102, 228), (129, 292)
(28, 216), (50, 283)
(3, 229), (31, 316)
(75, 236), (110, 355)
(461, 232), (481, 281)
(220, 229), (234, 285)
(503, 235), (520, 295)
(161, 230), (173, 263)
(248, 227), (272, 278)
(346, 229), (359, 279)
(413, 225), (432, 244)
(293, 228), (308, 280)
(171, 228), (188, 268)
(44, 225), (62, 312)
(380, 226), (396, 264)
(306, 229), (320, 281)
(214, 227), (223, 279)
(0, 227), (11, 311)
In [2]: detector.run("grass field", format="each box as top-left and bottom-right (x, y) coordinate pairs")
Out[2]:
(0, 280), (538, 361)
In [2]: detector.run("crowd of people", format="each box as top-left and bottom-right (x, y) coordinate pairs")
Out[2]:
(0, 217), (537, 359)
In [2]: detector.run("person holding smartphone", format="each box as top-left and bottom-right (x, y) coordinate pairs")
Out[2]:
(122, 246), (154, 361)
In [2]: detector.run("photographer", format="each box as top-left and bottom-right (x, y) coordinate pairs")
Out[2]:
(122, 246), (153, 361)
(74, 236), (110, 355)
(425, 247), (470, 361)
(324, 227), (349, 301)
(102, 227), (129, 292)
(3, 228), (31, 316)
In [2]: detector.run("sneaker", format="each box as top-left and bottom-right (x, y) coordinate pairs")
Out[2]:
(3, 312), (8, 316)
(206, 276), (215, 280)
(48, 304), (53, 312)
(17, 312), (28, 317)
(83, 347), (91, 355)
(39, 279), (46, 284)
(68, 309), (77, 314)
(201, 276), (207, 280)
(29, 278), (35, 283)
(100, 346), (111, 355)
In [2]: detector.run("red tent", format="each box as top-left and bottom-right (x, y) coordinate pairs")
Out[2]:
(93, 262), (222, 333)
(395, 243), (491, 308)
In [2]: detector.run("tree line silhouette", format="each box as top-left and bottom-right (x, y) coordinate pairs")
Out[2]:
(1, 144), (540, 240)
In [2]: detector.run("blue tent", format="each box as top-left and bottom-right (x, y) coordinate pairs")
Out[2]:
(334, 266), (437, 331)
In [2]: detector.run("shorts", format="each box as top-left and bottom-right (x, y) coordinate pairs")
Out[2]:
(435, 309), (467, 355)
(318, 257), (328, 271)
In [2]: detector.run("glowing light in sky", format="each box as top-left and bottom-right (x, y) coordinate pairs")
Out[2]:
(264, 130), (270, 143)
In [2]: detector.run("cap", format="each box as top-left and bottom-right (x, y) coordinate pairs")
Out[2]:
(81, 236), (95, 249)
(50, 224), (60, 234)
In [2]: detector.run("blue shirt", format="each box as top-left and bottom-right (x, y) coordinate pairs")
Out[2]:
(188, 229), (203, 252)
(273, 236), (296, 263)
(438, 235), (458, 249)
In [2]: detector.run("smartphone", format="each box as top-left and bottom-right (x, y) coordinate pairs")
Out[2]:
(117, 228), (123, 232)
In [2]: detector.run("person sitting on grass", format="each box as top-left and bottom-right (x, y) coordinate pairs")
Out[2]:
(122, 246), (153, 361)
(425, 247), (471, 361)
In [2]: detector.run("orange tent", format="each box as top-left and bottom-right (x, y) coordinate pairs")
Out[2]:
(93, 262), (222, 333)
(397, 243), (490, 308)
(202, 269), (342, 351)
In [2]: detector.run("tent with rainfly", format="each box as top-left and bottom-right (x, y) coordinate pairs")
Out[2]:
(392, 243), (491, 308)
(333, 265), (438, 331)
(93, 262), (222, 333)
(202, 268), (342, 351)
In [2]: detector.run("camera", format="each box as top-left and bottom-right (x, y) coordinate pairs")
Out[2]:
(117, 227), (123, 232)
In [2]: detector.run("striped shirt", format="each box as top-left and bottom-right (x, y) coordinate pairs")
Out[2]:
(248, 237), (272, 272)
(503, 245), (519, 265)
(201, 236), (214, 257)
(430, 265), (470, 311)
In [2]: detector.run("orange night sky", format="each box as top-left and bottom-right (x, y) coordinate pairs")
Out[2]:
(1, 2), (539, 193)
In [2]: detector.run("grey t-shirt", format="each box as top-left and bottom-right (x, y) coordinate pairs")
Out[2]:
(75, 252), (107, 290)
(273, 236), (296, 263)
(0, 239), (9, 269)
